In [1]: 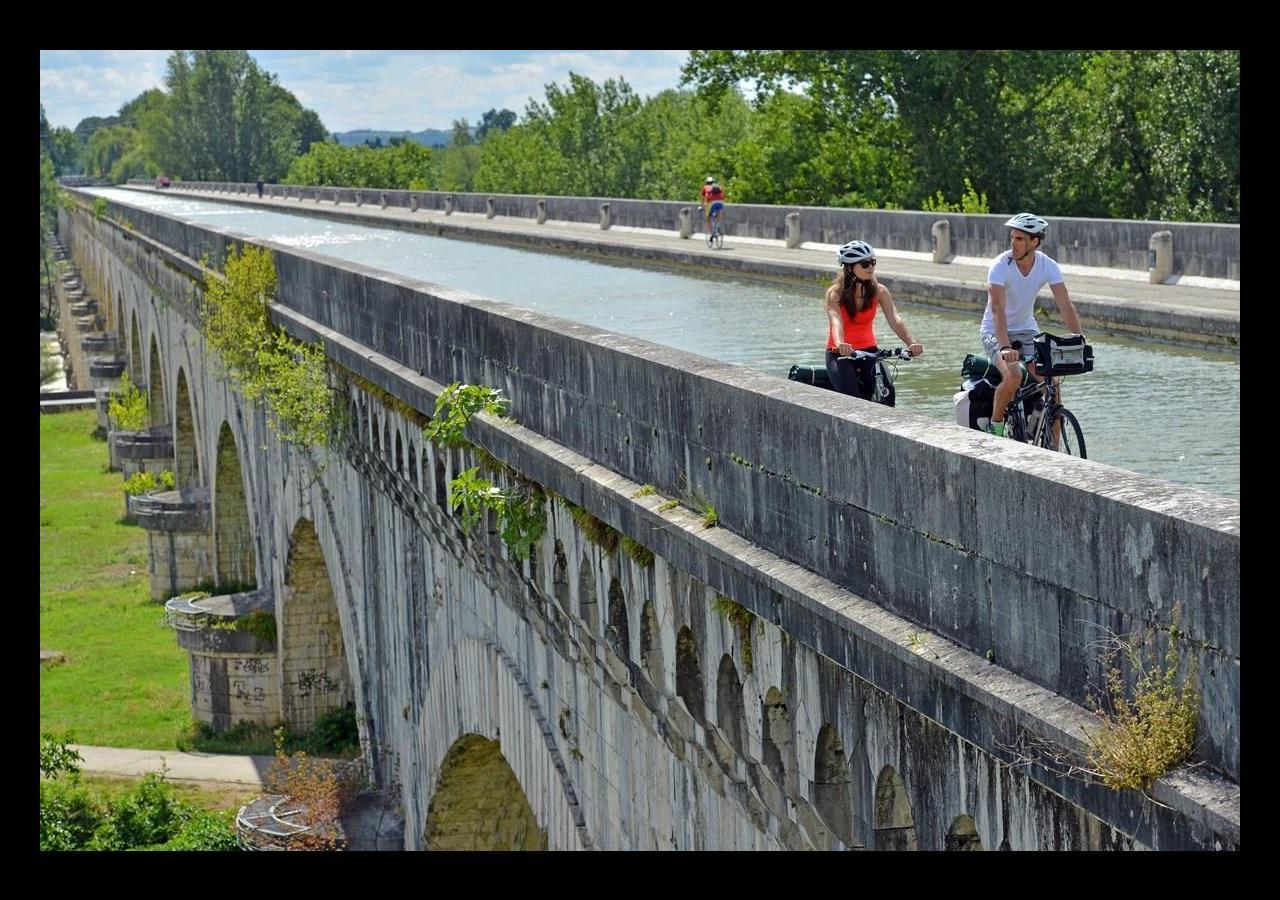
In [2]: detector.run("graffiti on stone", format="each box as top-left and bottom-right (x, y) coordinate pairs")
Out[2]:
(296, 669), (339, 697)
(232, 679), (267, 706)
(234, 657), (271, 674)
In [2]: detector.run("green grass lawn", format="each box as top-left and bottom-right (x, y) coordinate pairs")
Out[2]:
(40, 409), (191, 748)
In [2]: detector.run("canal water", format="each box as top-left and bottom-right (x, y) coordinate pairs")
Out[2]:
(87, 188), (1240, 500)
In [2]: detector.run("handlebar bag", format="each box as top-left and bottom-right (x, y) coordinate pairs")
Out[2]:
(1033, 332), (1094, 375)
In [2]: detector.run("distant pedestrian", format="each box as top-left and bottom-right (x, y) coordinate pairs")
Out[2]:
(256, 180), (264, 198)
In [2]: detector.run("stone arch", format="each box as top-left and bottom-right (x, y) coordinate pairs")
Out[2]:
(433, 453), (447, 510)
(173, 368), (200, 488)
(423, 734), (546, 850)
(552, 540), (570, 611)
(946, 815), (982, 851)
(147, 333), (167, 426)
(114, 292), (125, 340)
(281, 518), (353, 732)
(814, 723), (856, 847)
(372, 411), (381, 456)
(874, 766), (918, 851)
(578, 556), (598, 633)
(348, 396), (360, 443)
(395, 429), (404, 475)
(762, 687), (795, 789)
(606, 577), (629, 661)
(383, 420), (392, 466)
(716, 654), (747, 755)
(129, 311), (144, 385)
(640, 601), (663, 686)
(213, 421), (258, 590)
(408, 442), (418, 490)
(675, 626), (704, 721)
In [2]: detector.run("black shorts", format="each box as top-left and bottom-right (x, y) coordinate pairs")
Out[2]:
(825, 349), (895, 406)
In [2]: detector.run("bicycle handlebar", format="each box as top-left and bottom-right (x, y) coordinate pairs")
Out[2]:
(842, 347), (913, 361)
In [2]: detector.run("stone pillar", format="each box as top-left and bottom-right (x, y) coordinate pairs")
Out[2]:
(785, 212), (801, 249)
(486, 197), (497, 219)
(932, 219), (952, 263)
(679, 207), (693, 239)
(411, 194), (419, 212)
(165, 590), (280, 732)
(355, 191), (363, 207)
(445, 195), (455, 215)
(87, 355), (126, 392)
(536, 199), (547, 224)
(380, 192), (388, 209)
(112, 424), (176, 522)
(600, 203), (611, 230)
(1149, 231), (1174, 284)
(131, 487), (214, 601)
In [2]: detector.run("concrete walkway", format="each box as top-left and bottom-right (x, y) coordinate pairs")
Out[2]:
(126, 186), (1241, 349)
(71, 744), (273, 788)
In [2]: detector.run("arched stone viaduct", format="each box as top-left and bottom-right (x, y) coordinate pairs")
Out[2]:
(56, 193), (1239, 850)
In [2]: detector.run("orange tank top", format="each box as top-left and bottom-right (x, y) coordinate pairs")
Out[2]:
(826, 291), (879, 350)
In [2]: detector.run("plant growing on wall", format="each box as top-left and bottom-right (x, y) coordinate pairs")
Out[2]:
(448, 466), (545, 561)
(200, 244), (335, 450)
(260, 726), (364, 850)
(107, 372), (148, 431)
(1085, 603), (1200, 792)
(123, 469), (175, 495)
(423, 382), (507, 449)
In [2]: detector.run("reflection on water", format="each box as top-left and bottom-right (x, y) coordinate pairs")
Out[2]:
(88, 188), (1240, 500)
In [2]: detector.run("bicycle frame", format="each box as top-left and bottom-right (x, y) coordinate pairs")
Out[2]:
(1005, 374), (1059, 446)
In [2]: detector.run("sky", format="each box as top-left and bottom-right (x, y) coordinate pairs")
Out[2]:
(39, 50), (693, 134)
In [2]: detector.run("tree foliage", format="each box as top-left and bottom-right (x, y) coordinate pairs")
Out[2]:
(284, 138), (435, 189)
(155, 50), (328, 181)
(681, 49), (1238, 221)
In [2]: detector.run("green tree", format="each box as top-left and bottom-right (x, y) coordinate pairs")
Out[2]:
(1038, 50), (1238, 222)
(154, 50), (328, 182)
(683, 50), (1085, 210)
(475, 107), (517, 142)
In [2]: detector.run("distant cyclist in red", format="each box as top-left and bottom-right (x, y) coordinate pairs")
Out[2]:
(700, 176), (726, 235)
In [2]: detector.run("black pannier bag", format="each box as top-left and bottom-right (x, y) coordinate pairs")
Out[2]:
(961, 352), (1003, 385)
(788, 363), (832, 390)
(955, 353), (1037, 430)
(1033, 332), (1094, 376)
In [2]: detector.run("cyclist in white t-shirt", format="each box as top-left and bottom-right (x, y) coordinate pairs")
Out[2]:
(980, 212), (1083, 436)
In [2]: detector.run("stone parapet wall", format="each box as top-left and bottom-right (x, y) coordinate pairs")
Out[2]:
(142, 180), (1240, 279)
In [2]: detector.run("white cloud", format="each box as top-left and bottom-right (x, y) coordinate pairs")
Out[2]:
(38, 49), (692, 135)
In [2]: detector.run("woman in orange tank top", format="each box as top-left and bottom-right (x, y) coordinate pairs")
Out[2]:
(824, 240), (924, 404)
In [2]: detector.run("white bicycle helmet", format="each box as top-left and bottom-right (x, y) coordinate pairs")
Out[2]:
(705, 176), (716, 184)
(1003, 212), (1048, 236)
(837, 240), (876, 266)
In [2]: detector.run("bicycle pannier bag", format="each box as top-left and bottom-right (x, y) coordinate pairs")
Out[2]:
(1033, 332), (1094, 376)
(961, 353), (1003, 386)
(962, 379), (996, 429)
(788, 363), (832, 390)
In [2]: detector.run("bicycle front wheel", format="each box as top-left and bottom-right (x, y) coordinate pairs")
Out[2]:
(713, 230), (723, 249)
(1043, 407), (1087, 458)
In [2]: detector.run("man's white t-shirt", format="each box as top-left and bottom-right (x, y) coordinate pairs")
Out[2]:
(981, 250), (1065, 337)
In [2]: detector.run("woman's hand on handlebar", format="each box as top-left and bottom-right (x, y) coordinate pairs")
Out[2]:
(836, 342), (854, 357)
(908, 342), (923, 357)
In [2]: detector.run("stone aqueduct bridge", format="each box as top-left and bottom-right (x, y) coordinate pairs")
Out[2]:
(59, 192), (1240, 851)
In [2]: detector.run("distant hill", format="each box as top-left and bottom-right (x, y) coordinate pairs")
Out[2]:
(331, 127), (473, 149)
